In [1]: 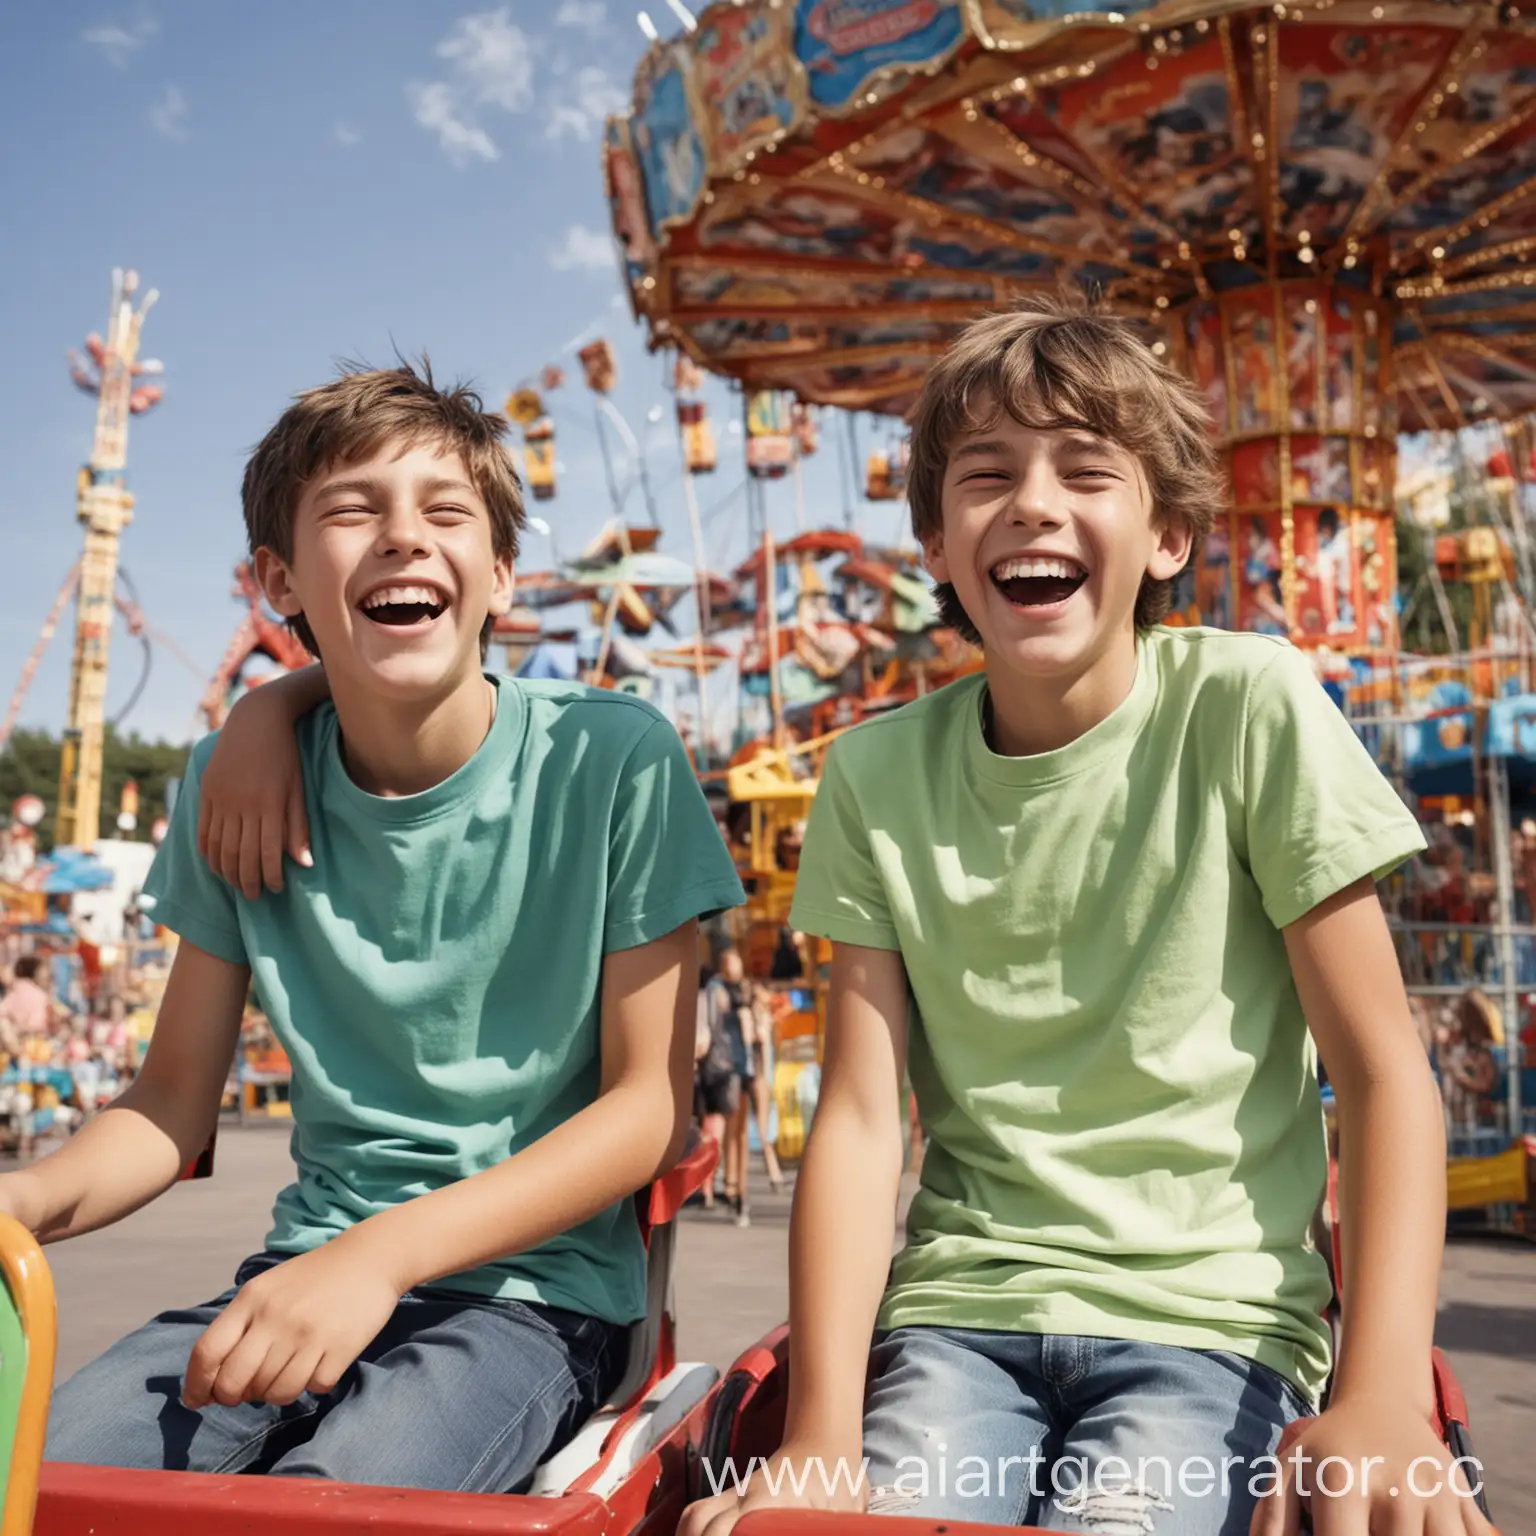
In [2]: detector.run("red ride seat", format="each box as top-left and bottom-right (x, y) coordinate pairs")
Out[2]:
(695, 1162), (1501, 1535)
(32, 1132), (720, 1536)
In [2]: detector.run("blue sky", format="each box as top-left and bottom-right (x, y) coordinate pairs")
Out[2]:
(0, 2), (909, 746)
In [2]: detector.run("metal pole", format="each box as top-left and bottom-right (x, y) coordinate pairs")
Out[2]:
(592, 403), (625, 521)
(763, 522), (784, 751)
(597, 396), (661, 527)
(1487, 752), (1524, 1138)
(679, 452), (713, 772)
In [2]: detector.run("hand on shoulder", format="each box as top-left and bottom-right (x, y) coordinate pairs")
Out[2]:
(198, 671), (323, 898)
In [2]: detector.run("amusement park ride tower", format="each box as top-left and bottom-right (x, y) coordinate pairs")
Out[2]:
(55, 270), (163, 850)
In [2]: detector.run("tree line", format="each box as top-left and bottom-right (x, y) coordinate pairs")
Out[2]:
(1, 728), (191, 849)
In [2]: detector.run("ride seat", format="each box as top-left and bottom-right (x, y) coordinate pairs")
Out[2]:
(19, 1130), (721, 1535)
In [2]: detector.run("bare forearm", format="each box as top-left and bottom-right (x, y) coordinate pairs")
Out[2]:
(1329, 1056), (1446, 1417)
(339, 1081), (687, 1293)
(3, 1080), (215, 1243)
(783, 1095), (904, 1457)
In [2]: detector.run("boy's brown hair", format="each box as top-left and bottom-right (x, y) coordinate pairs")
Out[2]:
(907, 302), (1226, 639)
(242, 361), (525, 657)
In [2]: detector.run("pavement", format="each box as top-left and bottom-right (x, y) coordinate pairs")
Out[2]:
(34, 1123), (1536, 1530)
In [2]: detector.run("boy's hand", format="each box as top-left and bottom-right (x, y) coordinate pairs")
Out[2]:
(679, 1439), (867, 1536)
(198, 686), (312, 899)
(1251, 1398), (1498, 1535)
(182, 1240), (399, 1410)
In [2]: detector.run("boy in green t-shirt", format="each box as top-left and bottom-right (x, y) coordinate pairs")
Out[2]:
(681, 309), (1489, 1535)
(7, 363), (742, 1491)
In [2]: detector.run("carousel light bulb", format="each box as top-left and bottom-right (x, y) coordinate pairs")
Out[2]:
(1299, 247), (1315, 263)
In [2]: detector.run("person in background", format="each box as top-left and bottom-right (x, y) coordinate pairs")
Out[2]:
(740, 984), (784, 1198)
(694, 963), (731, 1213)
(703, 949), (755, 1226)
(0, 956), (59, 1040)
(1439, 988), (1499, 1133)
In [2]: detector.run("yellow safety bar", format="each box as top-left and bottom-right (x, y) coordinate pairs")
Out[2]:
(0, 1213), (56, 1536)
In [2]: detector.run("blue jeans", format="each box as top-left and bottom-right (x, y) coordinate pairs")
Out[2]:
(46, 1251), (626, 1492)
(862, 1328), (1310, 1535)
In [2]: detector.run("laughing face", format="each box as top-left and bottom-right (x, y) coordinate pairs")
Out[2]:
(924, 415), (1191, 686)
(255, 441), (514, 707)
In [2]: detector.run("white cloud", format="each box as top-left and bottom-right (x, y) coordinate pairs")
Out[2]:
(549, 224), (616, 273)
(334, 123), (362, 147)
(555, 1), (607, 30)
(545, 65), (627, 142)
(409, 8), (535, 165)
(408, 81), (498, 164)
(148, 84), (187, 140)
(83, 15), (158, 69)
(436, 8), (534, 110)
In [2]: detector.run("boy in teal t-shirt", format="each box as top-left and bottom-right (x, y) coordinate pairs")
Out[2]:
(7, 363), (742, 1492)
(681, 310), (1489, 1536)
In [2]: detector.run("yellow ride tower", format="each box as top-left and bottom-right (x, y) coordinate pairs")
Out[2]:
(55, 270), (163, 850)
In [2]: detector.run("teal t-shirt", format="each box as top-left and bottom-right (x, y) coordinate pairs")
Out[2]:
(143, 677), (744, 1324)
(789, 628), (1426, 1405)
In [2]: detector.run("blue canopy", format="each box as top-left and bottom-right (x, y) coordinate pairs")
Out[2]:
(1401, 693), (1536, 800)
(36, 849), (115, 894)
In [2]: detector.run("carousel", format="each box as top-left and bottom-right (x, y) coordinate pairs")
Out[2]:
(606, 0), (1536, 651)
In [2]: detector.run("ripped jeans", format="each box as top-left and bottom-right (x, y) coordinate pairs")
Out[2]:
(862, 1328), (1309, 1535)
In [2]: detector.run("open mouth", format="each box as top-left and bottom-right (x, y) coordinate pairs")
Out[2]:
(359, 583), (450, 629)
(990, 555), (1088, 609)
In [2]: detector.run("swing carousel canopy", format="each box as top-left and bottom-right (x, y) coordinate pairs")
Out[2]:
(607, 0), (1536, 431)
(605, 0), (1536, 650)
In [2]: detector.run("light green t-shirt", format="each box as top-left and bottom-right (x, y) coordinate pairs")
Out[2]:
(144, 677), (744, 1324)
(789, 627), (1425, 1404)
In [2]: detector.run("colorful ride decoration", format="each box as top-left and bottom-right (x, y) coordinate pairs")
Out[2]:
(578, 339), (618, 395)
(716, 528), (981, 735)
(745, 389), (795, 479)
(675, 355), (720, 473)
(507, 386), (560, 502)
(607, 0), (1536, 653)
(200, 563), (314, 730)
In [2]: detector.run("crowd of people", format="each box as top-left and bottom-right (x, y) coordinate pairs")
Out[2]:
(0, 947), (147, 1153)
